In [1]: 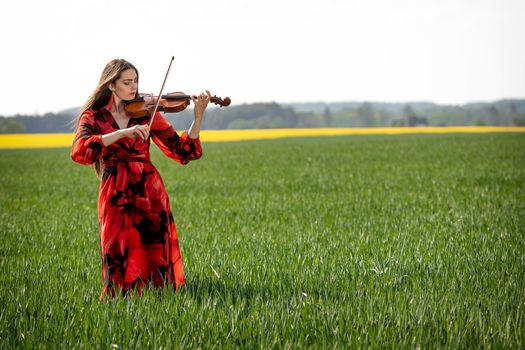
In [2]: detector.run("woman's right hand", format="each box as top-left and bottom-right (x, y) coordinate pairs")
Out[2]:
(121, 124), (150, 141)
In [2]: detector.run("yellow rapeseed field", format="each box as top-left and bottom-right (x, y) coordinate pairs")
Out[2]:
(0, 126), (524, 149)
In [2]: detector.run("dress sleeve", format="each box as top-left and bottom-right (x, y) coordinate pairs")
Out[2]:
(70, 110), (106, 165)
(151, 112), (202, 165)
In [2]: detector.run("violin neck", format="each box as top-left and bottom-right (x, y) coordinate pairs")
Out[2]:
(161, 94), (192, 100)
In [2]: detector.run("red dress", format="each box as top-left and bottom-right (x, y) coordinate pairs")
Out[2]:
(71, 101), (202, 298)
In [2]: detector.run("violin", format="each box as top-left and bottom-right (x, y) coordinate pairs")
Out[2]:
(130, 56), (230, 129)
(124, 92), (231, 118)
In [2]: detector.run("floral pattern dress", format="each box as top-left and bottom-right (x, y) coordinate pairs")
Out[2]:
(71, 101), (201, 298)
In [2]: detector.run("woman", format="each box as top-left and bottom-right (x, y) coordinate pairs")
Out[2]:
(71, 58), (210, 300)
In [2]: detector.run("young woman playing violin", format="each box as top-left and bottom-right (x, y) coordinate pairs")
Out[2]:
(71, 58), (211, 300)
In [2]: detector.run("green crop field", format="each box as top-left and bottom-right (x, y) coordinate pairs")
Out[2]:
(1, 133), (524, 349)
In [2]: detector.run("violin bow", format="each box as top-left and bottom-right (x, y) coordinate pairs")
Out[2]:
(147, 56), (175, 128)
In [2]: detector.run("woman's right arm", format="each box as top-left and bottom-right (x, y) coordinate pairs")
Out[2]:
(71, 111), (150, 164)
(101, 124), (149, 146)
(71, 111), (106, 165)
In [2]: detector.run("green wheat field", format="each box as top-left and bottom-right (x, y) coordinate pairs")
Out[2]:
(1, 133), (524, 348)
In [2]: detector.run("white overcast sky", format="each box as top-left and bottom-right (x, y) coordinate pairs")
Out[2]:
(0, 0), (524, 115)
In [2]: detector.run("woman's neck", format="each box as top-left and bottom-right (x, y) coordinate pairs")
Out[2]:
(112, 95), (126, 114)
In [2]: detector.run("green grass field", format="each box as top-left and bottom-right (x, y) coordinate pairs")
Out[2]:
(1, 133), (524, 348)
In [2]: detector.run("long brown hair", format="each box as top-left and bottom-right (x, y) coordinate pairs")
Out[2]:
(76, 59), (139, 177)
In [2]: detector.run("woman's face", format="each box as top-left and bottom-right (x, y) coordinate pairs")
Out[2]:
(109, 68), (138, 101)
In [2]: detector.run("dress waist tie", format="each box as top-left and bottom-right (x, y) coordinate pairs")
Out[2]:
(103, 156), (152, 168)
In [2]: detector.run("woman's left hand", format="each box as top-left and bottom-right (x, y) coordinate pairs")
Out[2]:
(192, 90), (212, 121)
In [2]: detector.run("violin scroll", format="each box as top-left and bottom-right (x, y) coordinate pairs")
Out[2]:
(209, 95), (231, 108)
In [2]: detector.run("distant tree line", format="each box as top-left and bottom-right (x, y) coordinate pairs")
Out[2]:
(1, 99), (524, 133)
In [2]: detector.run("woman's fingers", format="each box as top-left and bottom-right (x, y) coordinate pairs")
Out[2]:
(197, 91), (210, 108)
(192, 91), (211, 104)
(129, 125), (149, 140)
(139, 125), (150, 140)
(200, 91), (210, 103)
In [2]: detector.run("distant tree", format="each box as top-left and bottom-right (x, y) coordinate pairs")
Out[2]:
(297, 112), (324, 128)
(514, 115), (525, 126)
(323, 107), (332, 127)
(356, 102), (374, 127)
(401, 104), (428, 126)
(0, 119), (26, 133)
(225, 118), (248, 129)
(473, 117), (487, 126)
(391, 118), (404, 127)
(403, 105), (416, 126)
(510, 102), (525, 126)
(487, 106), (500, 126)
(411, 115), (428, 126)
(465, 110), (473, 125)
(509, 102), (525, 126)
(376, 109), (393, 127)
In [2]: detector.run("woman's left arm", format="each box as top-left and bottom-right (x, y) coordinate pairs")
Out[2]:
(188, 90), (211, 139)
(150, 90), (210, 165)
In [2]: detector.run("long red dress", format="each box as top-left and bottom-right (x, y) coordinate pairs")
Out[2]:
(71, 100), (201, 298)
